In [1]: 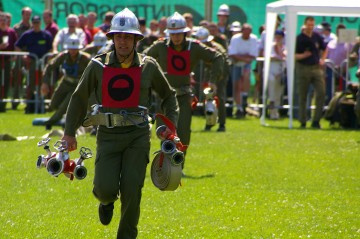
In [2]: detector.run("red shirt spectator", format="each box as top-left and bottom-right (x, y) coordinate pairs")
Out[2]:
(0, 13), (17, 52)
(43, 9), (59, 39)
(86, 12), (100, 39)
(78, 14), (92, 44)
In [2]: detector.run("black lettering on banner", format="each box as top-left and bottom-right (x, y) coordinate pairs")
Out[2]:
(171, 55), (186, 71)
(130, 5), (140, 17)
(70, 2), (84, 14)
(113, 5), (125, 13)
(108, 74), (133, 101)
(127, 5), (139, 16)
(154, 5), (167, 20)
(322, 16), (336, 23)
(322, 16), (360, 24)
(85, 3), (98, 13)
(145, 4), (155, 19)
(137, 4), (152, 19)
(343, 17), (358, 24)
(98, 4), (112, 21)
(54, 2), (68, 19)
(53, 2), (205, 29)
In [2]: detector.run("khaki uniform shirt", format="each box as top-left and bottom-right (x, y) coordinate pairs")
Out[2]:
(213, 34), (228, 52)
(42, 51), (91, 85)
(13, 21), (30, 38)
(82, 45), (101, 57)
(205, 41), (231, 79)
(143, 38), (224, 89)
(64, 51), (179, 136)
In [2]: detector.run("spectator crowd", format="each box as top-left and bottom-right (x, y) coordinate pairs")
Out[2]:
(0, 4), (360, 130)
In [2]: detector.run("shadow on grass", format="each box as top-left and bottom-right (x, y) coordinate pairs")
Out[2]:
(262, 124), (360, 131)
(183, 173), (215, 179)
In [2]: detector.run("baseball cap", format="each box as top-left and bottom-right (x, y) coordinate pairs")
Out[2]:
(138, 17), (146, 26)
(321, 21), (331, 31)
(32, 15), (41, 22)
(275, 29), (285, 37)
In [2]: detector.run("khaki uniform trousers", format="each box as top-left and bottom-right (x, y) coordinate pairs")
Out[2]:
(296, 63), (325, 124)
(176, 93), (193, 159)
(46, 80), (76, 125)
(93, 125), (150, 239)
(216, 75), (228, 126)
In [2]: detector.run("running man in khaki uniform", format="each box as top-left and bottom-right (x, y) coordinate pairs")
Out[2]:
(143, 12), (224, 170)
(61, 8), (178, 239)
(195, 26), (230, 132)
(41, 34), (91, 130)
(82, 31), (108, 57)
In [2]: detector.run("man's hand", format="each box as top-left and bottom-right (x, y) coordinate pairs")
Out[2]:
(61, 135), (77, 152)
(303, 50), (312, 59)
(319, 58), (326, 67)
(0, 42), (8, 50)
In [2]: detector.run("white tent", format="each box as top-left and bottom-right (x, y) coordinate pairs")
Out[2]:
(261, 0), (360, 128)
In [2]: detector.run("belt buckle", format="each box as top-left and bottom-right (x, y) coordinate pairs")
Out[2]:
(105, 113), (115, 128)
(138, 106), (148, 115)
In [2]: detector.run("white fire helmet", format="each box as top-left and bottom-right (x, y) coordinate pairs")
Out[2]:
(166, 12), (190, 34)
(106, 8), (144, 41)
(93, 31), (107, 47)
(217, 4), (230, 16)
(230, 21), (241, 32)
(195, 27), (214, 43)
(63, 34), (83, 50)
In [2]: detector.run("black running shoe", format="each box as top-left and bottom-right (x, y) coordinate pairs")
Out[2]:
(98, 202), (114, 225)
(217, 125), (226, 132)
(311, 121), (321, 129)
(235, 110), (244, 119)
(204, 125), (213, 131)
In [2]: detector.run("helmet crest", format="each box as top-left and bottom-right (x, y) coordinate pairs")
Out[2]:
(166, 12), (190, 34)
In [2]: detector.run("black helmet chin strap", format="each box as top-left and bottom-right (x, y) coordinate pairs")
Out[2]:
(118, 52), (131, 64)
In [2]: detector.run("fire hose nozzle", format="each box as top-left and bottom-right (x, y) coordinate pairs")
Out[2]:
(73, 165), (87, 180)
(161, 140), (177, 154)
(46, 157), (64, 177)
(170, 150), (184, 165)
(161, 140), (184, 165)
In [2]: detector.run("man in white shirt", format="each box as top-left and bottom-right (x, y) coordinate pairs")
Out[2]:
(52, 14), (86, 53)
(228, 23), (258, 118)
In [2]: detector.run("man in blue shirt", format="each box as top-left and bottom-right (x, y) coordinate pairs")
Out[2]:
(15, 15), (53, 113)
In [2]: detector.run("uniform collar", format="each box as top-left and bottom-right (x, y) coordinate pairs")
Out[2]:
(104, 50), (141, 67)
(168, 38), (189, 51)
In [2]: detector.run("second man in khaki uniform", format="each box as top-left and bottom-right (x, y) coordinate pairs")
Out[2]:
(143, 12), (224, 171)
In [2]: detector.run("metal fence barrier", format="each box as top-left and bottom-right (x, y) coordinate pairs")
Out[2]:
(249, 57), (353, 111)
(0, 51), (58, 113)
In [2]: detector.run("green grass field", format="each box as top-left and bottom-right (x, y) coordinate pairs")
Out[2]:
(0, 107), (359, 239)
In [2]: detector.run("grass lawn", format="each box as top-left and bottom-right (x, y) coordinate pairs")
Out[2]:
(0, 106), (359, 238)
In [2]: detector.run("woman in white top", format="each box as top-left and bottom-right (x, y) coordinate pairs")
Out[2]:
(268, 30), (286, 119)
